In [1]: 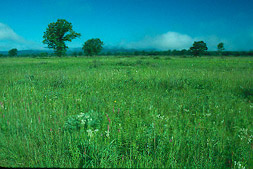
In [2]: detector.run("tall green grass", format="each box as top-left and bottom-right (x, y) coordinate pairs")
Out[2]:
(0, 56), (252, 168)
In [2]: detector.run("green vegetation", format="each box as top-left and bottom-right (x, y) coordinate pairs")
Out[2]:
(42, 19), (81, 57)
(190, 41), (208, 57)
(0, 56), (252, 168)
(218, 42), (225, 56)
(82, 38), (104, 56)
(8, 48), (18, 56)
(218, 42), (225, 52)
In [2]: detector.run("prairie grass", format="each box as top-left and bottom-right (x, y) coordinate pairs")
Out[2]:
(0, 56), (252, 168)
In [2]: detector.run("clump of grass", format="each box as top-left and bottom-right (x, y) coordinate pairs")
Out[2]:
(89, 60), (104, 68)
(153, 56), (160, 59)
(64, 110), (102, 132)
(238, 86), (253, 101)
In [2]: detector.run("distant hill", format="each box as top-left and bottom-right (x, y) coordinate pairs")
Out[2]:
(0, 47), (158, 55)
(0, 49), (53, 55)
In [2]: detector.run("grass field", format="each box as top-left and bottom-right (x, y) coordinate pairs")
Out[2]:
(0, 56), (252, 168)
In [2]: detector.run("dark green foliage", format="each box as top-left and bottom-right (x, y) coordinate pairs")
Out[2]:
(8, 48), (18, 56)
(50, 76), (69, 88)
(99, 49), (253, 57)
(217, 42), (225, 56)
(42, 19), (81, 57)
(39, 52), (48, 57)
(190, 41), (208, 57)
(82, 38), (104, 56)
(236, 86), (253, 102)
(72, 52), (78, 57)
(217, 42), (225, 52)
(78, 52), (83, 56)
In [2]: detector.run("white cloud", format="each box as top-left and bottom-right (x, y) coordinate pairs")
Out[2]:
(119, 31), (236, 51)
(0, 23), (43, 51)
(0, 23), (25, 42)
(120, 32), (194, 50)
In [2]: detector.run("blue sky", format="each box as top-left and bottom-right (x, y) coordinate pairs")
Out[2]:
(0, 0), (253, 51)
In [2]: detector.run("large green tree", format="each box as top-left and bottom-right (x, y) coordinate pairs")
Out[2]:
(189, 41), (208, 57)
(8, 48), (18, 56)
(82, 38), (104, 56)
(42, 19), (81, 57)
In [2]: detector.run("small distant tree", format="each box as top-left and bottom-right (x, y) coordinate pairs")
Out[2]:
(8, 48), (18, 56)
(217, 42), (225, 55)
(181, 49), (187, 55)
(78, 52), (83, 56)
(72, 51), (78, 57)
(166, 50), (172, 56)
(42, 19), (81, 57)
(82, 38), (104, 56)
(189, 41), (208, 57)
(106, 51), (112, 56)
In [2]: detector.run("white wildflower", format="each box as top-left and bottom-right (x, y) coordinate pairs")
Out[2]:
(87, 129), (99, 138)
(156, 114), (164, 119)
(207, 138), (210, 146)
(76, 98), (82, 102)
(248, 135), (252, 144)
(238, 128), (251, 143)
(105, 130), (110, 137)
(234, 161), (245, 169)
(77, 112), (85, 118)
(149, 105), (153, 110)
(81, 119), (86, 125)
(87, 129), (93, 137)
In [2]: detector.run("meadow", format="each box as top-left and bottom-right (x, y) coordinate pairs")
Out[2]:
(0, 56), (252, 168)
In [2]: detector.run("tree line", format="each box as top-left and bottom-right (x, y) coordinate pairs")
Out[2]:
(101, 49), (253, 57)
(3, 48), (253, 58)
(2, 19), (253, 57)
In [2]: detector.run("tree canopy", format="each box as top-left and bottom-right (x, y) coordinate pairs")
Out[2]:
(189, 41), (208, 57)
(82, 38), (104, 56)
(8, 48), (18, 56)
(217, 42), (225, 52)
(42, 19), (81, 57)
